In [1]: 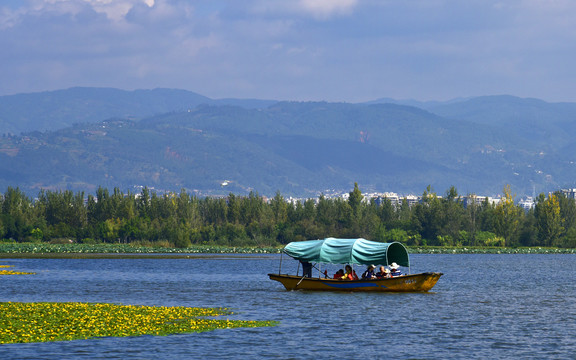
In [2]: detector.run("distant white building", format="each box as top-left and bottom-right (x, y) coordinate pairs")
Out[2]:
(518, 197), (535, 211)
(463, 194), (500, 207)
(401, 195), (420, 207)
(372, 192), (400, 207)
(561, 189), (576, 200)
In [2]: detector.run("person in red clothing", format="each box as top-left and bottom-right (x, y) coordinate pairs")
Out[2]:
(341, 265), (358, 280)
(351, 269), (358, 280)
(333, 269), (344, 279)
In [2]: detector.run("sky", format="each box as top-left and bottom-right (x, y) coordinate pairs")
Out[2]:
(1, 0), (576, 103)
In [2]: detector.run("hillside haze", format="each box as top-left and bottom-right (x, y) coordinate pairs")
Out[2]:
(1, 88), (576, 197)
(0, 87), (277, 135)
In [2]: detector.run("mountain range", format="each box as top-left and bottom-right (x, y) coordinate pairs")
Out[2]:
(1, 87), (576, 197)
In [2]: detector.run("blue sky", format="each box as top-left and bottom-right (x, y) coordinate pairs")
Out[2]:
(1, 0), (575, 102)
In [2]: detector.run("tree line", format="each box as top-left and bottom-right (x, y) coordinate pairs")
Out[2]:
(1, 183), (575, 248)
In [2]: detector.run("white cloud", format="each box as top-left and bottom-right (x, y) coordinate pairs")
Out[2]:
(2, 0), (576, 101)
(248, 0), (358, 20)
(21, 0), (156, 22)
(297, 0), (358, 19)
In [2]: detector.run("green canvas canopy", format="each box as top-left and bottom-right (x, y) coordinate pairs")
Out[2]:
(283, 238), (410, 267)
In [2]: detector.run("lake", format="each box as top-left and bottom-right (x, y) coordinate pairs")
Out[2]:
(1, 254), (575, 359)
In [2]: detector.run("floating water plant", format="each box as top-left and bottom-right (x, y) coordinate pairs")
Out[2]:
(0, 270), (36, 275)
(0, 302), (277, 344)
(0, 264), (35, 275)
(0, 243), (281, 255)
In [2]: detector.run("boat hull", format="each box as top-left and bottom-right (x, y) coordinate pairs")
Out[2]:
(268, 272), (443, 292)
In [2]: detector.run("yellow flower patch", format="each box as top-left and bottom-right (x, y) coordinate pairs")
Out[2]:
(0, 270), (36, 275)
(0, 264), (35, 275)
(0, 302), (277, 343)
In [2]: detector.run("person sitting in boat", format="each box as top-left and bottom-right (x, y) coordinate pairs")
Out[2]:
(341, 265), (358, 280)
(376, 266), (391, 279)
(389, 262), (403, 277)
(333, 269), (344, 279)
(361, 264), (376, 280)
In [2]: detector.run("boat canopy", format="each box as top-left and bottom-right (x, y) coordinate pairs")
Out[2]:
(283, 238), (409, 267)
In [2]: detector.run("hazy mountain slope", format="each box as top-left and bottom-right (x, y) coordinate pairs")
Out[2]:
(427, 95), (576, 125)
(1, 99), (565, 197)
(2, 90), (576, 196)
(157, 101), (517, 170)
(0, 87), (277, 135)
(427, 95), (576, 149)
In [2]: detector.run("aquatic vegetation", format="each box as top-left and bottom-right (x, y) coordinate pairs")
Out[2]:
(0, 270), (35, 275)
(409, 246), (576, 254)
(0, 243), (281, 255)
(0, 302), (277, 344)
(0, 243), (576, 256)
(0, 264), (35, 275)
(1, 242), (574, 257)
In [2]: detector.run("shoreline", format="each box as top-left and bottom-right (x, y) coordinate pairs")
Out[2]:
(0, 253), (277, 259)
(1, 246), (575, 259)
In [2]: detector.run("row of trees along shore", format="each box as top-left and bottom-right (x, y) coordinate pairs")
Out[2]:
(1, 183), (575, 249)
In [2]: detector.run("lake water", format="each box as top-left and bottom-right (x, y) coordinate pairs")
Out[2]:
(1, 254), (575, 359)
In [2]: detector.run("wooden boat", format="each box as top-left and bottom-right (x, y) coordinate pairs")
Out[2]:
(269, 272), (443, 292)
(268, 238), (443, 292)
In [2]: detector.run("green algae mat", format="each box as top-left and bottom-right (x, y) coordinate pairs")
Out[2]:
(0, 302), (277, 344)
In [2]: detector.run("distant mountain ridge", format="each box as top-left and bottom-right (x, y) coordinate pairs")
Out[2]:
(1, 87), (576, 197)
(0, 87), (277, 135)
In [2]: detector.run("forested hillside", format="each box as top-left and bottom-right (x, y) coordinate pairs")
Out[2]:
(0, 102), (514, 196)
(0, 87), (276, 134)
(2, 88), (576, 197)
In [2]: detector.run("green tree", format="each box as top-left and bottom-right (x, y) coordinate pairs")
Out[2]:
(226, 193), (241, 224)
(376, 196), (396, 229)
(137, 186), (151, 219)
(534, 193), (564, 247)
(316, 194), (337, 235)
(348, 182), (363, 216)
(442, 186), (464, 241)
(518, 208), (538, 246)
(270, 191), (288, 224)
(494, 185), (523, 246)
(556, 191), (576, 231)
(1, 187), (34, 241)
(464, 195), (477, 245)
(411, 185), (443, 243)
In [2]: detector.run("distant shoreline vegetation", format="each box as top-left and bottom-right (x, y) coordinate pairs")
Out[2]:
(0, 243), (574, 258)
(1, 183), (576, 250)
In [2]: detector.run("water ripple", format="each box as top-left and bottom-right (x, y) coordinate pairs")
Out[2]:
(1, 254), (575, 359)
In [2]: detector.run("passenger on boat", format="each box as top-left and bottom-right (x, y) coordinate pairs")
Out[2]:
(341, 265), (359, 280)
(333, 269), (344, 279)
(301, 261), (312, 278)
(361, 264), (376, 280)
(389, 262), (403, 277)
(376, 266), (391, 278)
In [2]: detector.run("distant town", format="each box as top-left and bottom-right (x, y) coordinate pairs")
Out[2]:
(130, 183), (576, 211)
(270, 188), (576, 212)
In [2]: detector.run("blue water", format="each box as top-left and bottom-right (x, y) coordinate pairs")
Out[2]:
(1, 254), (575, 359)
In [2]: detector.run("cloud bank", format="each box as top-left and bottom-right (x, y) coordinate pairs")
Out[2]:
(1, 0), (576, 102)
